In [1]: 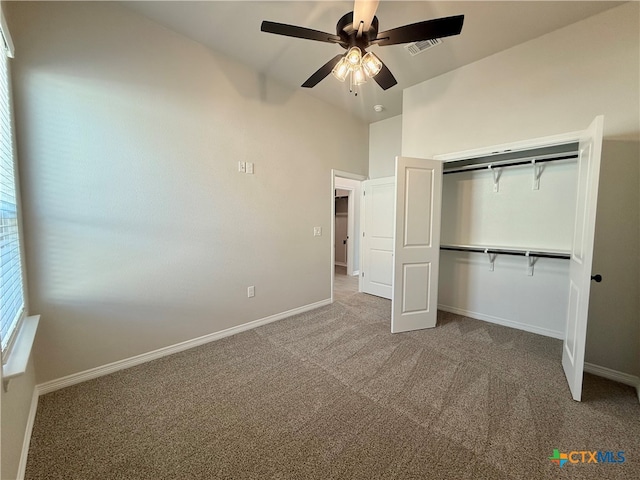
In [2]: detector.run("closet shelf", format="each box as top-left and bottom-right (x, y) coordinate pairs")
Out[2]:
(443, 151), (578, 175)
(440, 244), (571, 260)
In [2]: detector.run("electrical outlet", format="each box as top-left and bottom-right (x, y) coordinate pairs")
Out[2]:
(313, 227), (322, 236)
(247, 286), (255, 298)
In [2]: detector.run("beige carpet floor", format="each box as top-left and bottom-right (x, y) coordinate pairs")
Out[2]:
(25, 289), (640, 479)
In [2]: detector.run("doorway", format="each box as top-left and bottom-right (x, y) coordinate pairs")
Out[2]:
(334, 190), (349, 269)
(331, 170), (365, 303)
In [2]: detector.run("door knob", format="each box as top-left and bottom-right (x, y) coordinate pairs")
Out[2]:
(591, 274), (602, 282)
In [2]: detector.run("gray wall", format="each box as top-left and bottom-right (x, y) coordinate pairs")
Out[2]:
(402, 2), (639, 376)
(6, 0), (368, 387)
(587, 140), (639, 374)
(402, 3), (639, 154)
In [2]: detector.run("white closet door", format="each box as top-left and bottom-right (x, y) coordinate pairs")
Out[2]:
(392, 157), (443, 333)
(361, 177), (395, 299)
(562, 115), (604, 401)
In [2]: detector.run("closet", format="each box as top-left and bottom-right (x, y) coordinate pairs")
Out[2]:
(432, 116), (604, 400)
(438, 142), (580, 340)
(389, 116), (604, 401)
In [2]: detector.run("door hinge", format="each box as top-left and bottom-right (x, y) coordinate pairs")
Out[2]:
(361, 271), (364, 277)
(363, 232), (365, 237)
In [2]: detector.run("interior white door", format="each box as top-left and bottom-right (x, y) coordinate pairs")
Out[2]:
(392, 157), (443, 333)
(562, 115), (604, 401)
(361, 177), (395, 299)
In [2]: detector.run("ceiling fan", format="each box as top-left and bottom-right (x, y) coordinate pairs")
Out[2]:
(260, 0), (464, 91)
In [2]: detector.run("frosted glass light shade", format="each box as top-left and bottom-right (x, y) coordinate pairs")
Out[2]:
(346, 47), (362, 66)
(362, 52), (382, 77)
(331, 57), (350, 82)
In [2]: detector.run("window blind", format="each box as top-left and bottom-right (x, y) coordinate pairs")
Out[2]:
(0, 23), (24, 353)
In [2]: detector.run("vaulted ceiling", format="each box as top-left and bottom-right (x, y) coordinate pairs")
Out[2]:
(122, 1), (623, 123)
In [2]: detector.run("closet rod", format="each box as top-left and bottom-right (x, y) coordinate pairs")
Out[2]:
(443, 152), (578, 175)
(440, 245), (571, 260)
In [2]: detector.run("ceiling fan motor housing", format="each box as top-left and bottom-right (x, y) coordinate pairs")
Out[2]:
(336, 12), (379, 50)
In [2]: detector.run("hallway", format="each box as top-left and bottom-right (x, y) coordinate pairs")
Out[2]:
(334, 265), (359, 302)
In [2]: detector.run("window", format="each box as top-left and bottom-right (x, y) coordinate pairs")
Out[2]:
(0, 11), (25, 359)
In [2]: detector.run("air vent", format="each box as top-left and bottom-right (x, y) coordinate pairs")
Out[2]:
(404, 38), (442, 56)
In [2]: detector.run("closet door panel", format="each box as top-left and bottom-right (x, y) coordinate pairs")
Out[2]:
(562, 115), (604, 402)
(392, 157), (443, 333)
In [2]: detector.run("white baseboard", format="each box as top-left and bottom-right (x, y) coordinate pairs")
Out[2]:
(17, 388), (39, 480)
(584, 362), (640, 404)
(438, 304), (564, 339)
(37, 299), (331, 395)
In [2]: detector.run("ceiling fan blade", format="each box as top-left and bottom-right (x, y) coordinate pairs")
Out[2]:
(353, 0), (379, 34)
(261, 21), (342, 44)
(375, 15), (464, 46)
(373, 61), (397, 90)
(301, 55), (344, 88)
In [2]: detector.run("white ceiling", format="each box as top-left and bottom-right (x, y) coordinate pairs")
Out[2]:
(122, 1), (623, 124)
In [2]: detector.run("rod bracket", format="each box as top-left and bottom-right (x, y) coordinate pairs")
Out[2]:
(532, 159), (545, 190)
(488, 164), (502, 192)
(526, 252), (538, 276)
(485, 248), (497, 271)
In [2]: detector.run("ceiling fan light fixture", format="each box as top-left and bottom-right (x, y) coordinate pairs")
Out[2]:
(352, 65), (367, 85)
(362, 51), (382, 77)
(331, 57), (350, 82)
(346, 46), (362, 66)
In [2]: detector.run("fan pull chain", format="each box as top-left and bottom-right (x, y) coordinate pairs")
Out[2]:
(349, 71), (359, 96)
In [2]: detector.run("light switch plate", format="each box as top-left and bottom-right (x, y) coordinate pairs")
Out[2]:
(313, 227), (322, 236)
